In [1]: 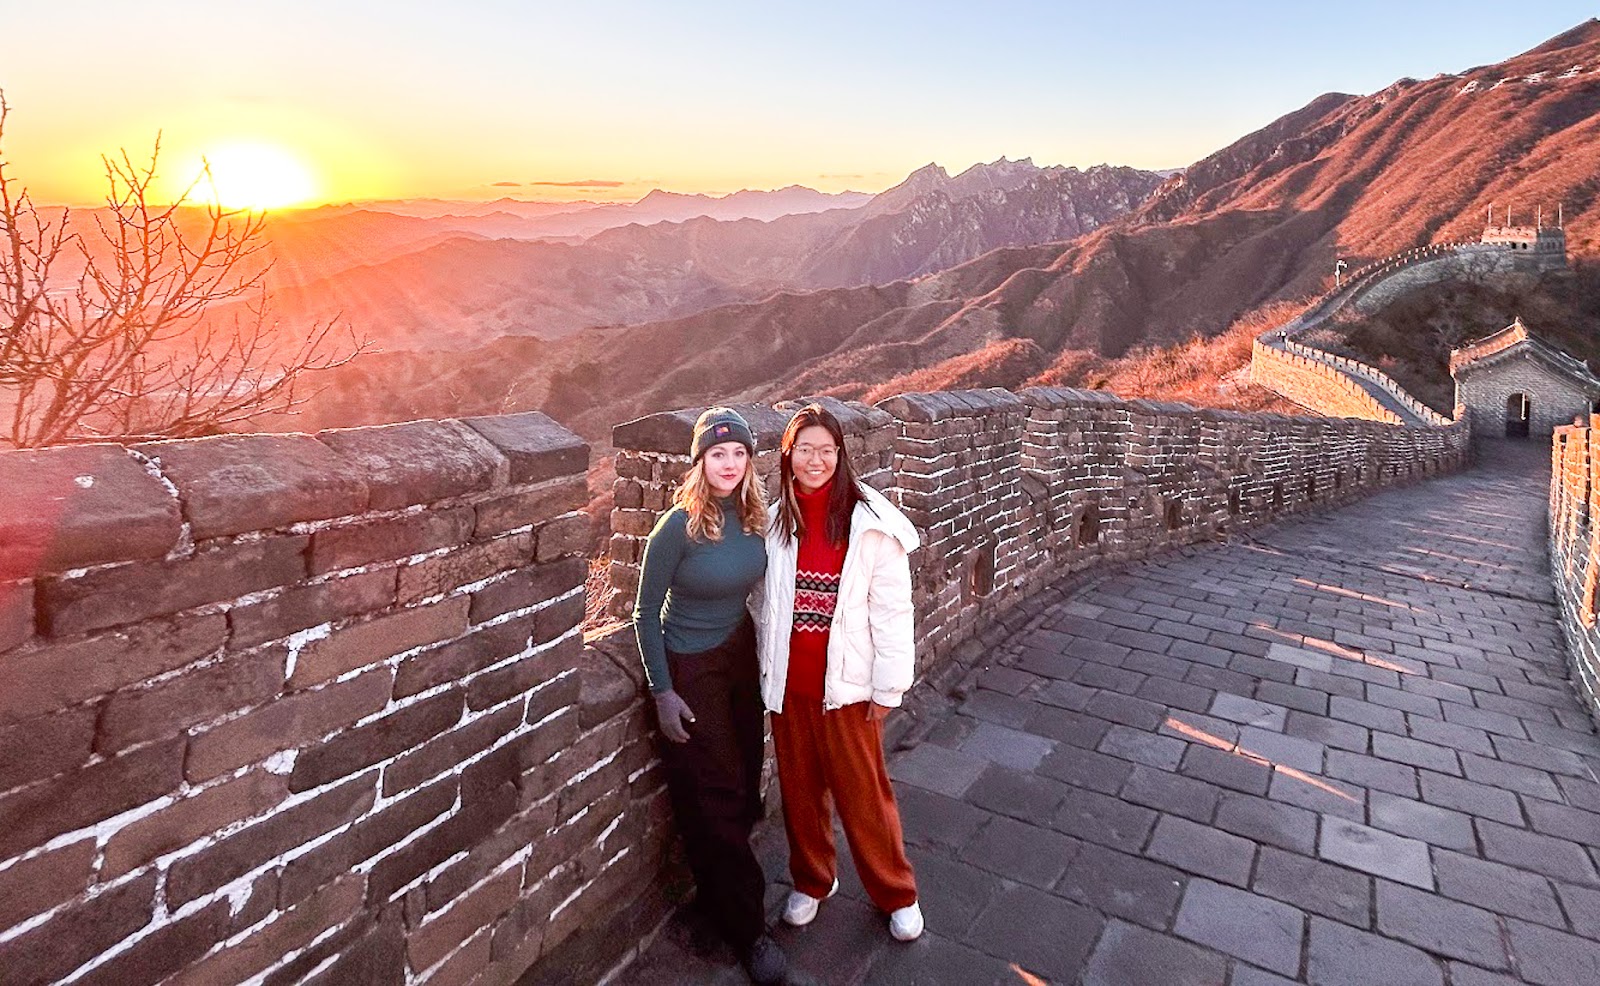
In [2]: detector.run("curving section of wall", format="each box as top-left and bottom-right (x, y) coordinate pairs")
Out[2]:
(1551, 421), (1600, 723)
(0, 391), (1472, 986)
(1250, 238), (1562, 428)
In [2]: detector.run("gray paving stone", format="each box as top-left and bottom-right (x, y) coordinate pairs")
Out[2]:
(1174, 879), (1304, 976)
(1158, 710), (1241, 746)
(1306, 915), (1445, 986)
(1267, 765), (1367, 822)
(1477, 819), (1600, 885)
(1506, 918), (1600, 986)
(1407, 715), (1497, 756)
(1285, 709), (1369, 751)
(1145, 814), (1256, 887)
(1210, 693), (1290, 730)
(1097, 724), (1185, 770)
(1265, 641), (1333, 672)
(1255, 679), (1330, 715)
(902, 848), (1005, 938)
(1376, 879), (1509, 968)
(1252, 845), (1371, 926)
(1037, 745), (1134, 795)
(889, 743), (988, 798)
(977, 667), (1037, 697)
(1524, 798), (1600, 845)
(1179, 743), (1272, 795)
(1214, 792), (1317, 855)
(1369, 790), (1477, 851)
(1554, 882), (1600, 940)
(1030, 678), (1095, 711)
(1051, 786), (1158, 854)
(895, 786), (989, 852)
(1374, 731), (1462, 775)
(1082, 919), (1229, 986)
(1447, 963), (1526, 986)
(1433, 849), (1567, 926)
(1135, 676), (1215, 713)
(863, 933), (1014, 986)
(1319, 817), (1434, 889)
(959, 689), (1037, 729)
(965, 883), (1103, 981)
(959, 815), (1078, 889)
(1329, 695), (1409, 733)
(1119, 764), (1220, 823)
(1084, 691), (1166, 730)
(1293, 667), (1368, 701)
(1327, 748), (1420, 797)
(1055, 842), (1184, 930)
(1024, 704), (1108, 748)
(1238, 724), (1325, 772)
(958, 721), (1056, 771)
(964, 765), (1071, 825)
(1417, 770), (1526, 826)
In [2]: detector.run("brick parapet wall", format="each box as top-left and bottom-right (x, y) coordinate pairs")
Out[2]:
(0, 412), (626, 986)
(1550, 423), (1600, 723)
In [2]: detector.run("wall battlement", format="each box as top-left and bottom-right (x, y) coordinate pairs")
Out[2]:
(0, 393), (1470, 985)
(1551, 420), (1600, 723)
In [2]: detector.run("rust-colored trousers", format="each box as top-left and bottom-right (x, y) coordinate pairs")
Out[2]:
(771, 700), (918, 912)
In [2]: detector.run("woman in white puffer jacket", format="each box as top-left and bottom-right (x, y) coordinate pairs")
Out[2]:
(754, 403), (925, 943)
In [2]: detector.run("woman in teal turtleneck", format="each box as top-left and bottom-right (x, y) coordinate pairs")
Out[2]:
(633, 407), (787, 985)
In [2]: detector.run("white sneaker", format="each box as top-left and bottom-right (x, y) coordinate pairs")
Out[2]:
(889, 901), (924, 941)
(782, 877), (838, 926)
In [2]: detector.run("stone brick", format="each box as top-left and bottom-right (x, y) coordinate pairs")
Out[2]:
(965, 883), (1103, 981)
(1504, 920), (1600, 986)
(97, 645), (286, 753)
(289, 595), (470, 689)
(1050, 786), (1158, 853)
(0, 444), (181, 579)
(137, 433), (369, 539)
(0, 613), (225, 727)
(367, 780), (518, 904)
(317, 419), (502, 509)
(1252, 845), (1371, 926)
(296, 906), (406, 986)
(1213, 792), (1317, 854)
(165, 873), (366, 986)
(0, 838), (95, 933)
(1319, 817), (1433, 889)
(186, 668), (393, 782)
(308, 507), (476, 576)
(469, 557), (586, 624)
(1433, 848), (1566, 926)
(383, 704), (523, 798)
(468, 635), (583, 713)
(535, 512), (595, 561)
(1146, 814), (1256, 886)
(1174, 879), (1304, 977)
(280, 778), (457, 907)
(0, 580), (33, 652)
(0, 704), (96, 793)
(474, 478), (588, 539)
(0, 872), (156, 986)
(230, 568), (399, 648)
(1119, 764), (1221, 822)
(1376, 880), (1508, 969)
(166, 771), (377, 906)
(0, 736), (184, 860)
(289, 690), (463, 792)
(1417, 770), (1525, 825)
(38, 537), (308, 636)
(73, 896), (232, 986)
(960, 815), (1078, 888)
(396, 533), (535, 605)
(1055, 841), (1185, 930)
(1368, 790), (1476, 851)
(103, 769), (289, 878)
(1477, 819), (1600, 884)
(464, 411), (588, 485)
(1083, 919), (1231, 986)
(1306, 916), (1444, 986)
(407, 866), (522, 973)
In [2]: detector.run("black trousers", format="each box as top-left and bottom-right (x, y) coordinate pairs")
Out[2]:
(659, 618), (767, 952)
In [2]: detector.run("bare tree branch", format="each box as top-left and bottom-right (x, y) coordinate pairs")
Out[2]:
(0, 90), (372, 448)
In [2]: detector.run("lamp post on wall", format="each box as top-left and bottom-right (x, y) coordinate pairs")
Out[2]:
(1335, 258), (1348, 289)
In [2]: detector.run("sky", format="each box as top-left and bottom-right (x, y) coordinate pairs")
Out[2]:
(2, 1), (1596, 207)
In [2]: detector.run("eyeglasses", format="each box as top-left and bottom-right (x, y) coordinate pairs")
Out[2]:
(792, 444), (839, 460)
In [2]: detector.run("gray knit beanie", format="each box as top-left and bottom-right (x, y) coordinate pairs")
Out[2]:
(690, 407), (755, 461)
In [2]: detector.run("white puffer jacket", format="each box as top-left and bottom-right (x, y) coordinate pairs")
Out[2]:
(754, 484), (920, 714)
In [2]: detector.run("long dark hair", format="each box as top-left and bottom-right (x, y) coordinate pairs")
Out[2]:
(773, 404), (866, 546)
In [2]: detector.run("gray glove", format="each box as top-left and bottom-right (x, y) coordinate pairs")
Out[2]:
(653, 689), (696, 743)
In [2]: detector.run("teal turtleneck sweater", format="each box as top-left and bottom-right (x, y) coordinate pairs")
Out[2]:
(634, 496), (768, 694)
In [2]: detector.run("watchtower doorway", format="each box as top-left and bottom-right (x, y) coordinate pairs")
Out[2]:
(1505, 393), (1531, 438)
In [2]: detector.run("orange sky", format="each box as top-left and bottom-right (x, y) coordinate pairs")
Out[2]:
(4, 2), (1595, 209)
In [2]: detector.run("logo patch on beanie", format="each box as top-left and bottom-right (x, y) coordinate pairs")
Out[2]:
(715, 424), (730, 437)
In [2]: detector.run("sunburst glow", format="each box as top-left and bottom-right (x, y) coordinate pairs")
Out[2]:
(194, 143), (319, 210)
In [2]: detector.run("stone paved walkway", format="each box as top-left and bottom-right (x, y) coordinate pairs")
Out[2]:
(612, 441), (1600, 985)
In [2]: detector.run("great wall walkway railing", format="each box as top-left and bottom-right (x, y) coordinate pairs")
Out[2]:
(1251, 242), (1489, 428)
(617, 435), (1600, 986)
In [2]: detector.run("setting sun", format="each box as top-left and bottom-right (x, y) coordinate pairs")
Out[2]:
(193, 142), (318, 210)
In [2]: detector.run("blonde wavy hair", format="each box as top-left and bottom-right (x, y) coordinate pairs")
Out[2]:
(676, 453), (767, 541)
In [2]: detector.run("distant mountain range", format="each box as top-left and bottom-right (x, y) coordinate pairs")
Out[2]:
(230, 157), (1161, 350)
(268, 19), (1600, 444)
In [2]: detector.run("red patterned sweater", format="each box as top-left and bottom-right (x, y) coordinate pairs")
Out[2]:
(787, 481), (848, 702)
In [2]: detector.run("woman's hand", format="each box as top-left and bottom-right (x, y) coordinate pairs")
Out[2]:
(867, 702), (892, 722)
(654, 690), (697, 743)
